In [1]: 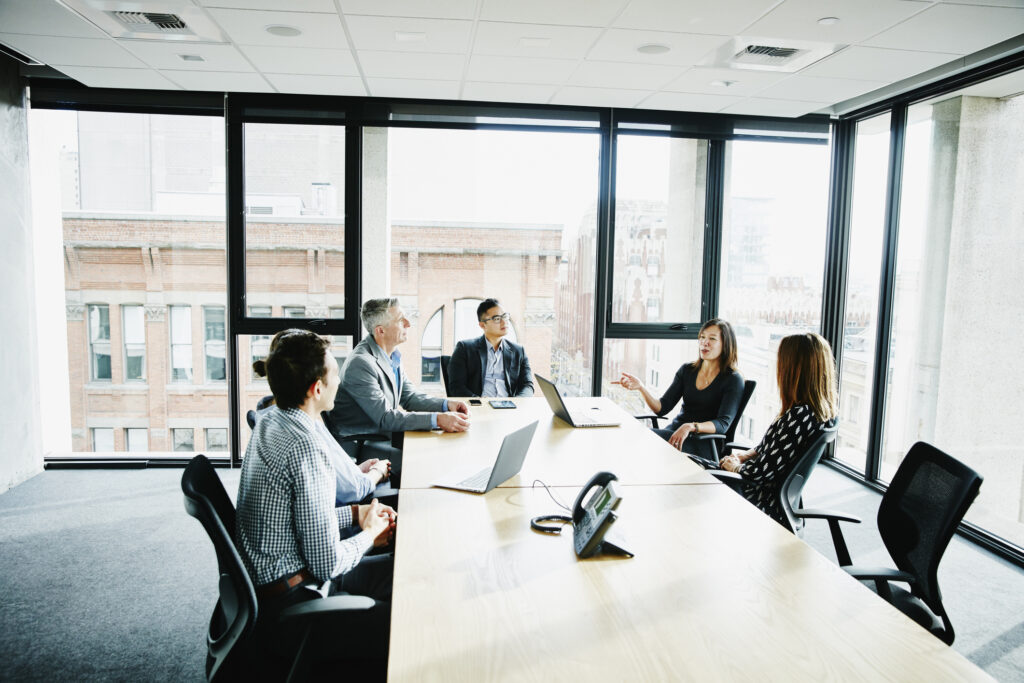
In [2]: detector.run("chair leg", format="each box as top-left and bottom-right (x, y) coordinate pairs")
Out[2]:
(287, 624), (314, 683)
(827, 518), (853, 567)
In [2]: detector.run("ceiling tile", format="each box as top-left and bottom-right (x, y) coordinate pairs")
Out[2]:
(935, 0), (1024, 8)
(200, 0), (337, 10)
(468, 55), (578, 84)
(240, 46), (358, 76)
(473, 22), (601, 59)
(757, 74), (887, 102)
(52, 65), (181, 90)
(206, 9), (348, 48)
(0, 0), (107, 39)
(550, 86), (651, 107)
(721, 97), (829, 117)
(744, 0), (931, 45)
(366, 77), (460, 98)
(462, 81), (558, 104)
(160, 70), (273, 92)
(665, 66), (789, 96)
(863, 3), (1024, 55)
(358, 51), (465, 79)
(570, 61), (681, 90)
(120, 41), (254, 71)
(480, 0), (630, 27)
(345, 15), (471, 53)
(588, 29), (729, 66)
(641, 91), (742, 113)
(264, 73), (366, 95)
(0, 34), (143, 68)
(340, 0), (478, 19)
(801, 45), (960, 82)
(615, 0), (782, 36)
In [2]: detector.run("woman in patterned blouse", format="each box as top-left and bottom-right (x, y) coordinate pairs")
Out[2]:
(719, 332), (839, 526)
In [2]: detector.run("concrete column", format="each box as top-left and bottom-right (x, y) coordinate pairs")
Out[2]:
(362, 127), (390, 299)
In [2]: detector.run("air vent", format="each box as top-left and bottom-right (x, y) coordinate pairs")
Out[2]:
(56, 1), (226, 43)
(734, 45), (806, 66)
(702, 36), (844, 73)
(112, 11), (188, 32)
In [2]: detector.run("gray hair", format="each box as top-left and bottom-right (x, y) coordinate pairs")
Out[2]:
(362, 297), (400, 336)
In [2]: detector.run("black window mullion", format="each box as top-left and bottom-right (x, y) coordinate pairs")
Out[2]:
(821, 119), (856, 377)
(591, 110), (614, 394)
(225, 93), (244, 467)
(865, 104), (907, 481)
(346, 120), (363, 344)
(702, 139), (725, 324)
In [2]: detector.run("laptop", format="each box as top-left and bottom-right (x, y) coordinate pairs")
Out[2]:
(535, 375), (621, 428)
(433, 420), (539, 493)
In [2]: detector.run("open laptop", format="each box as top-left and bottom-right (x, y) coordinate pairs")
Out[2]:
(433, 420), (539, 493)
(535, 375), (621, 428)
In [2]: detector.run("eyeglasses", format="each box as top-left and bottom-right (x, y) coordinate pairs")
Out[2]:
(482, 313), (511, 324)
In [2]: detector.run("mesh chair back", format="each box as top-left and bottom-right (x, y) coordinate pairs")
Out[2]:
(182, 454), (258, 682)
(725, 380), (757, 443)
(440, 355), (452, 397)
(879, 442), (982, 628)
(779, 422), (839, 534)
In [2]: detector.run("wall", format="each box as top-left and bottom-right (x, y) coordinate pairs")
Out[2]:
(0, 54), (44, 492)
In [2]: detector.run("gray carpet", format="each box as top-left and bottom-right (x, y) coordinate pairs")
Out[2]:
(1, 465), (1022, 681)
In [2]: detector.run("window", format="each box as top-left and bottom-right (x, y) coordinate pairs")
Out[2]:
(421, 307), (443, 384)
(204, 306), (226, 381)
(169, 305), (192, 382)
(122, 305), (146, 381)
(283, 306), (305, 318)
(92, 427), (114, 452)
(602, 338), (697, 413)
(125, 428), (148, 452)
(88, 304), (111, 381)
(249, 306), (272, 381)
(172, 428), (194, 452)
(205, 428), (228, 451)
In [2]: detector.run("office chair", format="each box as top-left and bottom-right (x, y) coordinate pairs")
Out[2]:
(182, 454), (376, 682)
(440, 354), (452, 397)
(796, 442), (982, 644)
(640, 379), (756, 465)
(245, 410), (257, 431)
(708, 422), (838, 535)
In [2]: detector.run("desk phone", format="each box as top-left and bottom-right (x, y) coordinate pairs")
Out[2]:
(572, 471), (632, 558)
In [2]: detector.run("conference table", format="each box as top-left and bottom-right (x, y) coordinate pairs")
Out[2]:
(388, 397), (990, 681)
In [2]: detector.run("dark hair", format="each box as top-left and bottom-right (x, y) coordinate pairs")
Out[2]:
(477, 298), (501, 321)
(263, 329), (331, 410)
(691, 318), (739, 372)
(252, 329), (300, 378)
(776, 332), (838, 422)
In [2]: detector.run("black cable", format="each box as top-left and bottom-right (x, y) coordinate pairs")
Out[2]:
(530, 479), (572, 534)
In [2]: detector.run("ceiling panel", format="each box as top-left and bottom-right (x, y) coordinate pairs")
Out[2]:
(865, 4), (1024, 55)
(480, 0), (630, 27)
(467, 55), (579, 83)
(340, 0), (478, 19)
(366, 77), (460, 98)
(358, 51), (466, 79)
(241, 46), (358, 76)
(345, 15), (472, 53)
(721, 96), (828, 116)
(206, 9), (349, 49)
(587, 28), (729, 66)
(0, 0), (108, 39)
(570, 60), (681, 89)
(757, 74), (888, 102)
(551, 85), (651, 107)
(615, 0), (783, 36)
(801, 45), (960, 82)
(264, 73), (366, 95)
(120, 41), (255, 71)
(160, 70), (273, 92)
(52, 65), (181, 90)
(472, 22), (601, 59)
(462, 81), (558, 104)
(641, 90), (743, 112)
(201, 0), (337, 10)
(0, 34), (143, 68)
(665, 66), (789, 96)
(744, 0), (931, 44)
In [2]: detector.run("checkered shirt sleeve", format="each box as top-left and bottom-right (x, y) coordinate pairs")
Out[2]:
(237, 407), (372, 585)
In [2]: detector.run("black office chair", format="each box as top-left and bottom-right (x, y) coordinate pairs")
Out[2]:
(709, 422), (839, 535)
(182, 454), (376, 681)
(440, 354), (452, 396)
(641, 379), (756, 465)
(245, 410), (257, 431)
(797, 442), (982, 644)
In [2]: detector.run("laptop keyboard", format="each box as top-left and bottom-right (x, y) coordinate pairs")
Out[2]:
(457, 467), (491, 490)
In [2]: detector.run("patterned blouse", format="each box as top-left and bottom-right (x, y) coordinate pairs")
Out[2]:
(738, 404), (836, 526)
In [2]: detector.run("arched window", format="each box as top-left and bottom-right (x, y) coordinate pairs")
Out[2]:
(420, 307), (443, 383)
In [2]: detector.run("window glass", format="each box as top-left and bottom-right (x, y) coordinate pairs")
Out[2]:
(602, 339), (697, 417)
(172, 428), (195, 452)
(718, 139), (831, 438)
(612, 136), (707, 324)
(205, 428), (228, 451)
(126, 428), (148, 452)
(122, 304), (146, 381)
(882, 88), (1024, 548)
(169, 305), (193, 382)
(421, 308), (443, 385)
(204, 306), (226, 381)
(92, 427), (114, 452)
(88, 304), (111, 381)
(248, 306), (272, 381)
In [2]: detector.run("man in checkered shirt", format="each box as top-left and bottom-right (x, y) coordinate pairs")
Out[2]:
(237, 329), (395, 662)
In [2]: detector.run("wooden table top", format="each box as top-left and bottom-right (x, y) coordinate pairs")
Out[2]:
(388, 485), (991, 682)
(400, 397), (718, 489)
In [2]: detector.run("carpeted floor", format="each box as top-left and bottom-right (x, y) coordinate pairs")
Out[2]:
(0, 464), (1022, 681)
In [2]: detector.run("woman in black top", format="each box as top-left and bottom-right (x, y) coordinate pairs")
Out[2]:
(719, 332), (839, 526)
(617, 318), (744, 456)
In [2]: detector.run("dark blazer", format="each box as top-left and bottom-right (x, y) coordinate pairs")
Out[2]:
(447, 335), (534, 397)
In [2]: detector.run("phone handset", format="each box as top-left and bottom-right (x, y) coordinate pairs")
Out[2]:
(571, 471), (631, 559)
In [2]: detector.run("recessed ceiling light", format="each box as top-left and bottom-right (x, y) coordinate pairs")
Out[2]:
(395, 31), (427, 43)
(265, 24), (302, 37)
(178, 54), (204, 62)
(817, 16), (840, 26)
(711, 80), (738, 88)
(519, 36), (551, 48)
(637, 43), (670, 55)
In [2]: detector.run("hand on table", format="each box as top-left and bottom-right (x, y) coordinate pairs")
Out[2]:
(437, 411), (470, 432)
(449, 400), (471, 416)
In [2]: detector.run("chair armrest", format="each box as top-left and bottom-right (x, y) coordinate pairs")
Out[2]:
(338, 433), (390, 444)
(634, 413), (660, 428)
(279, 594), (376, 621)
(687, 454), (719, 470)
(708, 469), (744, 494)
(723, 440), (752, 454)
(793, 508), (861, 567)
(844, 566), (916, 600)
(692, 433), (724, 442)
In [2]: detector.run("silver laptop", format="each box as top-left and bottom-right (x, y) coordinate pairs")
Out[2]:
(433, 420), (539, 493)
(535, 375), (621, 428)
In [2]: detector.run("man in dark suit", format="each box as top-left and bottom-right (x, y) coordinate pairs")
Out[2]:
(447, 298), (535, 398)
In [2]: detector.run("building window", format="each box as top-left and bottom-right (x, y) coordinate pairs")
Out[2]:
(421, 307), (443, 383)
(203, 306), (226, 382)
(169, 305), (193, 382)
(122, 305), (146, 381)
(848, 394), (860, 424)
(172, 428), (194, 452)
(88, 304), (111, 381)
(125, 428), (148, 452)
(283, 306), (305, 318)
(249, 305), (272, 380)
(205, 428), (228, 451)
(92, 427), (113, 452)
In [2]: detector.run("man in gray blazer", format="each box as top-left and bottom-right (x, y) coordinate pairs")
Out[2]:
(447, 298), (535, 398)
(327, 298), (471, 482)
